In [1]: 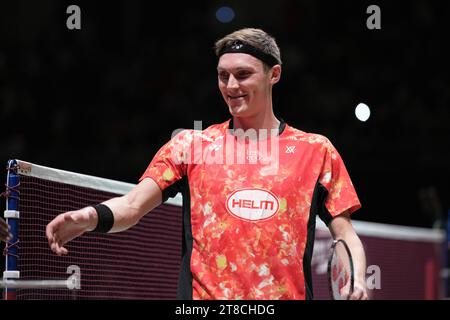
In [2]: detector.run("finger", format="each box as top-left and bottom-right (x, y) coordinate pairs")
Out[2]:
(54, 234), (61, 248)
(0, 231), (13, 242)
(339, 289), (349, 300)
(51, 236), (62, 252)
(45, 221), (53, 239)
(0, 233), (13, 242)
(54, 243), (63, 256)
(0, 218), (8, 228)
(47, 227), (58, 248)
(55, 242), (68, 256)
(1, 225), (10, 236)
(349, 291), (362, 300)
(1, 224), (11, 233)
(46, 215), (65, 245)
(0, 226), (8, 235)
(46, 227), (54, 246)
(349, 288), (364, 300)
(0, 218), (10, 230)
(51, 242), (58, 253)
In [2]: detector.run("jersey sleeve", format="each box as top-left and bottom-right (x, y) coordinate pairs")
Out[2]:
(139, 129), (193, 192)
(317, 138), (361, 222)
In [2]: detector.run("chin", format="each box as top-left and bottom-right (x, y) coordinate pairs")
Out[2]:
(228, 104), (248, 116)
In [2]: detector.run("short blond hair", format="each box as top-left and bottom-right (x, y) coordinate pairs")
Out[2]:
(214, 28), (282, 66)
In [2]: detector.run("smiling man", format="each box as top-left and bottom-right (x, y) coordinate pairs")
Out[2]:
(45, 28), (368, 300)
(216, 41), (280, 127)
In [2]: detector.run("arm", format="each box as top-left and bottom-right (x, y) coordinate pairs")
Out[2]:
(328, 211), (369, 300)
(46, 177), (162, 256)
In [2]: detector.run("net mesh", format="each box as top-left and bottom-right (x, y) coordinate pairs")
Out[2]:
(12, 175), (182, 299)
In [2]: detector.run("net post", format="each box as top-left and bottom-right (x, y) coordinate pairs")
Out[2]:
(3, 159), (20, 300)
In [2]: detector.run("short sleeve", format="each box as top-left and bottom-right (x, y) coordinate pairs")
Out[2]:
(139, 129), (193, 191)
(318, 139), (361, 219)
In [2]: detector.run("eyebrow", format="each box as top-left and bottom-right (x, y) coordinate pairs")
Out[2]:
(217, 66), (256, 73)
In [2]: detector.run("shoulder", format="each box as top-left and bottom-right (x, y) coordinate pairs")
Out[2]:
(284, 124), (334, 151)
(170, 128), (196, 145)
(168, 120), (228, 146)
(201, 120), (229, 136)
(194, 120), (230, 142)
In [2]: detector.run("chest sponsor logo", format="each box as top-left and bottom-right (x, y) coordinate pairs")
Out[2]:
(225, 188), (279, 221)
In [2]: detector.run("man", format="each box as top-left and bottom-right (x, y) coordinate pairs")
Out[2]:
(43, 28), (368, 300)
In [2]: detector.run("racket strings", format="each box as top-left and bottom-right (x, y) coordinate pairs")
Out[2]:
(328, 240), (354, 300)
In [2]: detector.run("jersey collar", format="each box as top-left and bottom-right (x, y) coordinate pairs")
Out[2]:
(228, 118), (286, 136)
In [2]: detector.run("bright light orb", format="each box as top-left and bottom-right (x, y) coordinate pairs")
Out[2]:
(355, 103), (371, 122)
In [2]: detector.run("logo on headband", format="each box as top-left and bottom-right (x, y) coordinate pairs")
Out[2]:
(230, 41), (244, 50)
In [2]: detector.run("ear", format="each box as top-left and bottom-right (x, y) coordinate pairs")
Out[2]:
(269, 65), (281, 85)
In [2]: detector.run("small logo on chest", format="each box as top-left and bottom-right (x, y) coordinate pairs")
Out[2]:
(285, 145), (296, 154)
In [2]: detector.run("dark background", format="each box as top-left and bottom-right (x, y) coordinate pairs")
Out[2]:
(1, 0), (449, 229)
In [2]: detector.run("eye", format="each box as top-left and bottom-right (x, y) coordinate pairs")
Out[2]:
(218, 72), (229, 81)
(235, 71), (251, 79)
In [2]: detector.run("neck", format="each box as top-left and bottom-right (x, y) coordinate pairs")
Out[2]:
(232, 110), (279, 133)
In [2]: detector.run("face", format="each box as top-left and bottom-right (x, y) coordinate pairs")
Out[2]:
(217, 53), (279, 118)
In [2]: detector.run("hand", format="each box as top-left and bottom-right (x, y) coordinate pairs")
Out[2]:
(348, 277), (369, 300)
(46, 207), (97, 255)
(1, 217), (12, 242)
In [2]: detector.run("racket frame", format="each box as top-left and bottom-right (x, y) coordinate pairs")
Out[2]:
(327, 239), (355, 300)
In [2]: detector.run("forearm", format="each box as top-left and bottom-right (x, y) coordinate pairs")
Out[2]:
(80, 196), (140, 233)
(339, 232), (367, 282)
(101, 195), (146, 233)
(329, 212), (367, 283)
(86, 178), (163, 233)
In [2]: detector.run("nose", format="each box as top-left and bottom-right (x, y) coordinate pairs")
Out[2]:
(226, 74), (239, 90)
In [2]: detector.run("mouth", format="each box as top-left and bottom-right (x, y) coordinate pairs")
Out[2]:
(228, 94), (247, 100)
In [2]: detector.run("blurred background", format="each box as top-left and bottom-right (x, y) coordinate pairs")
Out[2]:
(0, 1), (449, 228)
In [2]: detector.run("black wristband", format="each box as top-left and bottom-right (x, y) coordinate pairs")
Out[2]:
(92, 204), (114, 233)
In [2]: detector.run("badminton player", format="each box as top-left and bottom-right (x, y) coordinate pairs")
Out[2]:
(45, 28), (369, 300)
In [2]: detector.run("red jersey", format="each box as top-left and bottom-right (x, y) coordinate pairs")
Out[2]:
(140, 119), (361, 300)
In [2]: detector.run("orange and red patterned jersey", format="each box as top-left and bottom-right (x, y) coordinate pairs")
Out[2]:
(140, 119), (361, 300)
